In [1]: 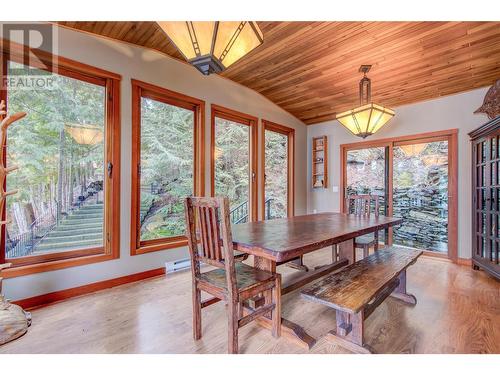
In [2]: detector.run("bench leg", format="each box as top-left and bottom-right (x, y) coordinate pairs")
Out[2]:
(390, 270), (417, 305)
(326, 310), (372, 354)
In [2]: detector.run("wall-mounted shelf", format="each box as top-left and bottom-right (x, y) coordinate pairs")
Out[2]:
(312, 136), (328, 188)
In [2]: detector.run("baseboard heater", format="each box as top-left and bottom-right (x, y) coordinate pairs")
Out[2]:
(165, 258), (191, 273)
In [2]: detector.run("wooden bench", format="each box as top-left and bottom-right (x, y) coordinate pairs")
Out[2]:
(301, 246), (422, 353)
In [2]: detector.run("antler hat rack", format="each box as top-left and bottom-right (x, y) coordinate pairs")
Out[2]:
(0, 100), (31, 345)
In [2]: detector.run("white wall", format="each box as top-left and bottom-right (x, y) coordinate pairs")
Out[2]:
(307, 87), (491, 259)
(3, 25), (307, 301)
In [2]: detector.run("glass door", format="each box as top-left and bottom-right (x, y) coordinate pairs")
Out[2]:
(345, 146), (388, 244)
(264, 129), (288, 219)
(346, 147), (386, 206)
(263, 122), (294, 220)
(341, 131), (457, 259)
(393, 140), (449, 253)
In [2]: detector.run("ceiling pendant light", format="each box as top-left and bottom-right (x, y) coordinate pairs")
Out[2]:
(65, 123), (103, 145)
(157, 21), (263, 75)
(336, 65), (395, 138)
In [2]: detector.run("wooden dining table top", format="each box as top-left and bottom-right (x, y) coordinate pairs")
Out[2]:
(232, 212), (403, 262)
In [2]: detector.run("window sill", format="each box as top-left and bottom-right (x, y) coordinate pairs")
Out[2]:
(131, 237), (188, 255)
(3, 252), (119, 278)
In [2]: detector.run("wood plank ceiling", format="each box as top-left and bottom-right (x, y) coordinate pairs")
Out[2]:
(57, 21), (500, 125)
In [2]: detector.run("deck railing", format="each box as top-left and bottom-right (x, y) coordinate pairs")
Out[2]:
(5, 195), (98, 258)
(5, 207), (56, 258)
(230, 198), (273, 224)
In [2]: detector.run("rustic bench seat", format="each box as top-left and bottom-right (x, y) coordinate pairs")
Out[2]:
(301, 246), (422, 353)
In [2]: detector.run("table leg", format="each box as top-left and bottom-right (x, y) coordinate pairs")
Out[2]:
(250, 255), (317, 349)
(253, 256), (275, 318)
(338, 238), (355, 264)
(332, 244), (338, 262)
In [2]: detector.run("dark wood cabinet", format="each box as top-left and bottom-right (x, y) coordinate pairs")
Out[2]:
(469, 116), (500, 279)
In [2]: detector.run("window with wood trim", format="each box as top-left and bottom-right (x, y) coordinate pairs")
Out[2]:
(210, 104), (258, 224)
(0, 41), (121, 277)
(261, 120), (294, 220)
(130, 79), (204, 255)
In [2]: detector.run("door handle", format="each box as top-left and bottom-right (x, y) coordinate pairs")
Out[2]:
(107, 162), (113, 178)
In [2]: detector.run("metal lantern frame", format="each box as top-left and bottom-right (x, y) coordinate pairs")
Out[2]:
(336, 65), (395, 138)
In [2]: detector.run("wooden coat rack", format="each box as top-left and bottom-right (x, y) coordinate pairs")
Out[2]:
(0, 100), (31, 345)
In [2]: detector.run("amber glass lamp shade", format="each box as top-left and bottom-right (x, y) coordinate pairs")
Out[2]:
(399, 144), (427, 157)
(157, 21), (263, 75)
(336, 103), (395, 139)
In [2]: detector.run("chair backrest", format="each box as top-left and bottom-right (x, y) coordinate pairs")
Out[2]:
(345, 194), (380, 217)
(184, 197), (237, 295)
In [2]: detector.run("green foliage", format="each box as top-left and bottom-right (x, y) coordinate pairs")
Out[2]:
(264, 130), (288, 219)
(6, 62), (105, 236)
(139, 98), (194, 239)
(214, 118), (250, 208)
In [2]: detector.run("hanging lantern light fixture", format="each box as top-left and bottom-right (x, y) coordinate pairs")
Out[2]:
(65, 123), (103, 145)
(157, 21), (264, 75)
(336, 65), (395, 138)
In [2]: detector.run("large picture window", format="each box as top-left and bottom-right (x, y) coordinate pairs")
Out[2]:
(210, 105), (258, 223)
(0, 41), (121, 277)
(130, 80), (204, 255)
(262, 120), (294, 220)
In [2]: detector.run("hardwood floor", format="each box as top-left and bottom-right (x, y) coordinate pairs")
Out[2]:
(0, 249), (498, 354)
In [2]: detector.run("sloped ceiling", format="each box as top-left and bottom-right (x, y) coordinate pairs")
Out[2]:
(57, 21), (500, 124)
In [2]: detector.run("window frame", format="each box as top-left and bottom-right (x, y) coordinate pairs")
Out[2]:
(261, 120), (295, 220)
(339, 129), (458, 262)
(210, 104), (258, 222)
(130, 79), (205, 255)
(0, 39), (121, 278)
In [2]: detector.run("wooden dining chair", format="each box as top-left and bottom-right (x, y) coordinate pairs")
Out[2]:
(345, 194), (380, 258)
(184, 196), (281, 354)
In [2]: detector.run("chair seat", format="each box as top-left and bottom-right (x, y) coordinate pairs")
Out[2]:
(199, 262), (275, 294)
(355, 233), (376, 246)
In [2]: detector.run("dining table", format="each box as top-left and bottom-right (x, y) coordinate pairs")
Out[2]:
(231, 212), (403, 349)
